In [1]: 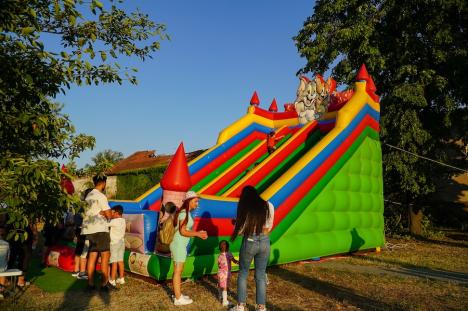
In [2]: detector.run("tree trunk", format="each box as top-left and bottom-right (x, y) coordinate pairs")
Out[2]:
(409, 205), (424, 236)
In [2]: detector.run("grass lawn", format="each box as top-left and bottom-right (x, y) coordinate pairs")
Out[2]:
(1, 231), (467, 310)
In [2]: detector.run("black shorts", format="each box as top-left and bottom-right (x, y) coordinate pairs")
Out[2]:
(74, 234), (87, 256)
(86, 232), (110, 253)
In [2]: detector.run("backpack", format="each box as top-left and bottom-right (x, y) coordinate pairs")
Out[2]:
(157, 215), (176, 253)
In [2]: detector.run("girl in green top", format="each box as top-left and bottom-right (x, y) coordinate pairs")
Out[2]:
(170, 191), (208, 306)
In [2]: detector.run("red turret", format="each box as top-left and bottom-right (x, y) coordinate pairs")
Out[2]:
(250, 91), (260, 106)
(268, 98), (278, 112)
(366, 75), (380, 102)
(356, 64), (370, 81)
(160, 142), (192, 208)
(160, 142), (192, 192)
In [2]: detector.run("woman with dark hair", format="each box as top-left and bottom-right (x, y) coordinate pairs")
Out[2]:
(170, 191), (208, 306)
(230, 186), (274, 311)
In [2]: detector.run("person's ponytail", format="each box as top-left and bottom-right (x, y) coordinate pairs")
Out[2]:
(173, 199), (191, 228)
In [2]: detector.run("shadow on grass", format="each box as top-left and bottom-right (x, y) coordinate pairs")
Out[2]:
(56, 272), (112, 311)
(269, 265), (403, 311)
(413, 235), (468, 249)
(352, 254), (468, 284)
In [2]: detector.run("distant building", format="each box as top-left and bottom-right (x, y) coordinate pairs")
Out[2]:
(108, 149), (205, 175)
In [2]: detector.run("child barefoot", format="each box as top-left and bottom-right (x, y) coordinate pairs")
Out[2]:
(217, 240), (238, 307)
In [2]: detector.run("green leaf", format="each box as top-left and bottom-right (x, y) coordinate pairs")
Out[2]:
(28, 8), (37, 18)
(100, 51), (107, 61)
(94, 0), (104, 9)
(21, 27), (35, 35)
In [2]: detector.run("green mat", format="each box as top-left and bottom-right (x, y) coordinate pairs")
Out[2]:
(28, 257), (88, 293)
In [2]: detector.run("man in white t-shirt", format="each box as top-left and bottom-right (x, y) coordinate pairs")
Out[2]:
(82, 174), (113, 292)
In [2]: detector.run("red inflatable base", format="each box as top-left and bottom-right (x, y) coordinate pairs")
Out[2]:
(46, 245), (101, 272)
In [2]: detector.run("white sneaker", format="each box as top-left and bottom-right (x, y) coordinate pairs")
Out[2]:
(71, 271), (80, 277)
(174, 295), (193, 306)
(109, 279), (116, 287)
(116, 277), (125, 285)
(230, 305), (245, 311)
(172, 294), (190, 300)
(222, 300), (233, 307)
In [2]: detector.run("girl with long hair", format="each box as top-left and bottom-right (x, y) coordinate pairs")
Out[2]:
(230, 186), (275, 311)
(170, 191), (208, 306)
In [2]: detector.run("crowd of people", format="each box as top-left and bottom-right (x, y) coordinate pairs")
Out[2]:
(0, 174), (274, 310)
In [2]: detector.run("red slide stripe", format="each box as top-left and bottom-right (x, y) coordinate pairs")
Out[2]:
(203, 127), (293, 195)
(228, 122), (318, 197)
(191, 131), (266, 185)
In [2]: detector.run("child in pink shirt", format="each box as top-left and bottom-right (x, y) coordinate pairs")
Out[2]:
(217, 240), (238, 307)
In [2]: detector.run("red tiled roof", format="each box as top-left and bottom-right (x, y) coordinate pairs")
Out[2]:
(108, 149), (204, 175)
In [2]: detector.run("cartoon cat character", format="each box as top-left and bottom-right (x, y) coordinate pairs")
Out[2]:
(294, 75), (335, 124)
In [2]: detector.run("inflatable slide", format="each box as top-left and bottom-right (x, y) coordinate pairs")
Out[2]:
(108, 64), (385, 280)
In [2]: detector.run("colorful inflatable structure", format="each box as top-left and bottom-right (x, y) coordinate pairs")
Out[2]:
(108, 64), (385, 280)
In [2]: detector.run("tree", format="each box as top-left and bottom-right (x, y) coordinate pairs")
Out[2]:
(0, 0), (168, 240)
(294, 0), (467, 235)
(85, 149), (124, 174)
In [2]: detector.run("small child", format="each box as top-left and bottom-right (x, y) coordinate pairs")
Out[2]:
(266, 131), (277, 154)
(108, 205), (126, 287)
(217, 240), (238, 307)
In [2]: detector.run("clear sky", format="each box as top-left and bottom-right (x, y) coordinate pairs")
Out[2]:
(60, 0), (316, 168)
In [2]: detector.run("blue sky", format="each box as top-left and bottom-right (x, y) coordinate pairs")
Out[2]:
(60, 0), (316, 168)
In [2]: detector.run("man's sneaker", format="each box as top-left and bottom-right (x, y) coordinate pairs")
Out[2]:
(223, 300), (233, 307)
(174, 295), (193, 306)
(109, 279), (117, 287)
(71, 271), (80, 277)
(116, 277), (125, 285)
(77, 272), (88, 280)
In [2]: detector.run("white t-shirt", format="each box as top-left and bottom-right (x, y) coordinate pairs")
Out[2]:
(109, 218), (126, 244)
(264, 202), (275, 231)
(82, 189), (110, 235)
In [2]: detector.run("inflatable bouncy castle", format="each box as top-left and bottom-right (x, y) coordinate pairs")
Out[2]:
(109, 64), (385, 280)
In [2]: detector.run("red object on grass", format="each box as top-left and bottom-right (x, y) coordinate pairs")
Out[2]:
(46, 245), (75, 272)
(160, 142), (192, 192)
(268, 98), (278, 112)
(250, 91), (260, 106)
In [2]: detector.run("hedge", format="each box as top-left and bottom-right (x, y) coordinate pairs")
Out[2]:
(114, 166), (167, 200)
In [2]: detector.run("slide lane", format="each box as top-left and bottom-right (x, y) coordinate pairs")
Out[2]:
(198, 126), (296, 196)
(222, 121), (321, 198)
(191, 137), (264, 192)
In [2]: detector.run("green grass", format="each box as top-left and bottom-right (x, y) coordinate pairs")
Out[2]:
(27, 257), (88, 293)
